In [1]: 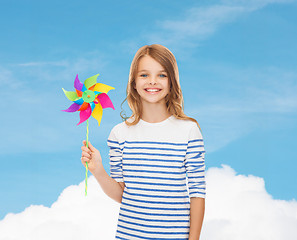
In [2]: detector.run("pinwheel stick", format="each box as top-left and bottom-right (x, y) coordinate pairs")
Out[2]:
(85, 119), (89, 196)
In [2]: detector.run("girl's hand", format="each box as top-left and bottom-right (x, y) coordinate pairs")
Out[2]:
(81, 140), (102, 175)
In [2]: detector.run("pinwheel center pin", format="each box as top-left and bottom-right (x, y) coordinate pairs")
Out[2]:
(82, 90), (96, 103)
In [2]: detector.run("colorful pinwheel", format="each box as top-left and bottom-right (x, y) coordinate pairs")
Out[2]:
(62, 73), (115, 196)
(62, 73), (115, 126)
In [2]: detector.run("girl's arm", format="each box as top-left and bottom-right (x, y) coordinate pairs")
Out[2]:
(184, 124), (207, 239)
(188, 197), (205, 240)
(92, 164), (125, 204)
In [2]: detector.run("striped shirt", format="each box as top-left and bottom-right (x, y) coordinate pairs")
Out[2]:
(107, 115), (206, 240)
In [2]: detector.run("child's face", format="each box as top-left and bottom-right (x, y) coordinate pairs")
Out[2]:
(134, 55), (170, 106)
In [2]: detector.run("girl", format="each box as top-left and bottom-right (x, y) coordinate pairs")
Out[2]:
(81, 44), (206, 240)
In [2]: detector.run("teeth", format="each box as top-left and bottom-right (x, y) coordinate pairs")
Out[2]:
(146, 89), (160, 92)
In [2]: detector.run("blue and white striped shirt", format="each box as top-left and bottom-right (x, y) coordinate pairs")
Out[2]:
(107, 115), (206, 239)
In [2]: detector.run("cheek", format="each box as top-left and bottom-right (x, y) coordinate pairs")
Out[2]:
(134, 80), (143, 92)
(135, 79), (146, 88)
(164, 80), (170, 91)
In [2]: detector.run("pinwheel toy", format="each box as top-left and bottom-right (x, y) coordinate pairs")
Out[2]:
(62, 73), (115, 196)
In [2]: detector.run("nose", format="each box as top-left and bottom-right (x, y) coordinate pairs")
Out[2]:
(149, 76), (157, 85)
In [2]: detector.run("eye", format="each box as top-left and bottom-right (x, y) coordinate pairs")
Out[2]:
(140, 74), (148, 77)
(159, 74), (167, 78)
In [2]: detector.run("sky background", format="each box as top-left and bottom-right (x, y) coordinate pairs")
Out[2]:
(0, 0), (296, 239)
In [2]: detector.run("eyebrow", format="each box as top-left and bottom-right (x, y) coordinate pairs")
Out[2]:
(138, 69), (167, 73)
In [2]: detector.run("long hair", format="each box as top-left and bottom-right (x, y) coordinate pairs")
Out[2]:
(120, 44), (202, 132)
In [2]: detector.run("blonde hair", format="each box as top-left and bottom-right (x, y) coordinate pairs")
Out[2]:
(120, 44), (202, 132)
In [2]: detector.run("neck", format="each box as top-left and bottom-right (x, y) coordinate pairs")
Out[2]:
(141, 101), (171, 123)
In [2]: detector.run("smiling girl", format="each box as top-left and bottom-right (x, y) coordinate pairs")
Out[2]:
(81, 44), (206, 240)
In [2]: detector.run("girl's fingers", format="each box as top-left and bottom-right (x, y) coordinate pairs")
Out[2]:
(81, 151), (91, 158)
(81, 156), (91, 163)
(81, 146), (91, 155)
(88, 141), (96, 151)
(82, 140), (95, 153)
(81, 140), (93, 167)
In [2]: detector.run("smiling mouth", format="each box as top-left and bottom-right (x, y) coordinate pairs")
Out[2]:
(145, 89), (162, 92)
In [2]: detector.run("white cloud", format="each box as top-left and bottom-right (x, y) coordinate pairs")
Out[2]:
(158, 5), (245, 40)
(221, 0), (295, 9)
(0, 66), (23, 89)
(202, 164), (297, 240)
(17, 61), (68, 67)
(120, 0), (296, 54)
(0, 177), (120, 240)
(1, 165), (296, 240)
(14, 51), (109, 84)
(157, 0), (296, 43)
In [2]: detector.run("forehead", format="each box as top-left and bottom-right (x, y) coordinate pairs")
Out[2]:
(137, 55), (166, 72)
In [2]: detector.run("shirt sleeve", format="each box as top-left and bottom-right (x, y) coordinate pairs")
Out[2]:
(184, 124), (206, 199)
(107, 127), (124, 182)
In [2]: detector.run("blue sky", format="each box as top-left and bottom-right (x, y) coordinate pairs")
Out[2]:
(0, 0), (296, 220)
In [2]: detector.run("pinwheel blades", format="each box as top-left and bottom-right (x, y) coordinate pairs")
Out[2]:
(97, 93), (115, 110)
(74, 74), (83, 91)
(78, 104), (92, 125)
(62, 73), (115, 126)
(92, 103), (103, 126)
(62, 103), (81, 112)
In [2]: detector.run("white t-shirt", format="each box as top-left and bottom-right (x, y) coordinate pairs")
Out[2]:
(107, 114), (206, 239)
